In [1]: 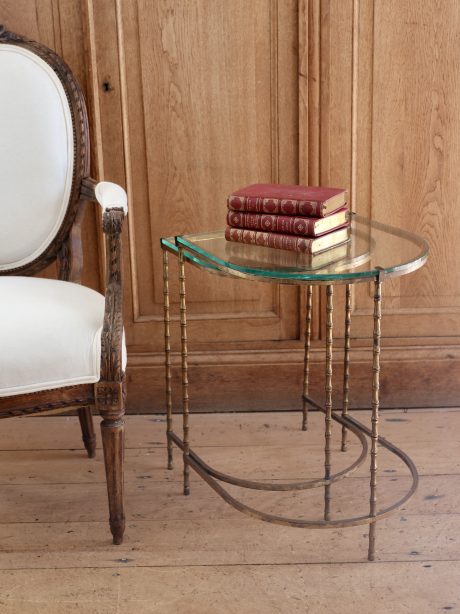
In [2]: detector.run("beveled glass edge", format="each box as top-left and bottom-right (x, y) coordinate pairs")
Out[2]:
(173, 214), (429, 282)
(160, 237), (221, 273)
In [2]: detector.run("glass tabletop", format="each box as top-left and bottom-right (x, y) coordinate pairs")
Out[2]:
(162, 214), (428, 284)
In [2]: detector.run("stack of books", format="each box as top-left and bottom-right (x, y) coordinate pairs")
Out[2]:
(225, 183), (349, 254)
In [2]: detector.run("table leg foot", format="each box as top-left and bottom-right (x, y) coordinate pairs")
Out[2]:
(301, 415), (308, 431)
(184, 459), (190, 496)
(324, 485), (331, 521)
(368, 522), (376, 561)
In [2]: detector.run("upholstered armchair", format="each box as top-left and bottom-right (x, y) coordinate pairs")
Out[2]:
(0, 28), (128, 544)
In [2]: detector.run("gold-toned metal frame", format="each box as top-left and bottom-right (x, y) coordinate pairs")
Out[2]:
(160, 241), (420, 562)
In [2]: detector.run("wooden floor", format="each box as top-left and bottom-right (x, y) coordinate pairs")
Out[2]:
(0, 408), (459, 613)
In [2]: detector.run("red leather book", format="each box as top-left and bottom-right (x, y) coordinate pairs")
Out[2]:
(228, 183), (347, 217)
(225, 226), (349, 254)
(227, 207), (348, 237)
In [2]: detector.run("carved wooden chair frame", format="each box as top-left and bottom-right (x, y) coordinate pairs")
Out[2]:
(0, 27), (127, 545)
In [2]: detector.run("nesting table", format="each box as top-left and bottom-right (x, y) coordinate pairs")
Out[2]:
(160, 213), (428, 561)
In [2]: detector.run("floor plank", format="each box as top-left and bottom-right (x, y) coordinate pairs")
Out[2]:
(0, 512), (459, 569)
(0, 562), (459, 614)
(0, 437), (458, 488)
(1, 407), (458, 450)
(0, 474), (456, 523)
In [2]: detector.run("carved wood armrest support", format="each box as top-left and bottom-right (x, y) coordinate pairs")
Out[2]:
(57, 201), (86, 283)
(80, 178), (128, 384)
(95, 379), (126, 421)
(100, 208), (126, 384)
(80, 176), (98, 201)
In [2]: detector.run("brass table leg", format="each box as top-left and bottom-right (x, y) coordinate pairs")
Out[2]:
(368, 274), (382, 561)
(324, 285), (334, 521)
(178, 248), (191, 495)
(302, 285), (313, 431)
(342, 284), (352, 452)
(163, 251), (174, 470)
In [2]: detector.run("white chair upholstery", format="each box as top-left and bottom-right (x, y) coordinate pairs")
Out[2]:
(95, 181), (128, 213)
(0, 277), (127, 397)
(0, 44), (74, 270)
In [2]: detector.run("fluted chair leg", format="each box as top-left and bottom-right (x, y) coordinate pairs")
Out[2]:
(100, 415), (125, 544)
(78, 406), (96, 458)
(97, 382), (126, 545)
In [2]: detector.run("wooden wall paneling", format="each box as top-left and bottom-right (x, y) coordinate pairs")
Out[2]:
(314, 0), (460, 407)
(298, 0), (320, 343)
(1, 0), (55, 48)
(84, 0), (311, 412)
(86, 0), (460, 411)
(127, 0), (298, 345)
(82, 0), (132, 304)
(357, 0), (460, 341)
(346, 0), (460, 339)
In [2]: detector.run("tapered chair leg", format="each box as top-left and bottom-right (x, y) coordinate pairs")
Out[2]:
(78, 406), (96, 458)
(100, 414), (125, 544)
(96, 380), (126, 545)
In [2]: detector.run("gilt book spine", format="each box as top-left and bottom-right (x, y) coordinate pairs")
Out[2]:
(227, 210), (346, 237)
(227, 194), (325, 217)
(228, 183), (347, 217)
(225, 226), (319, 254)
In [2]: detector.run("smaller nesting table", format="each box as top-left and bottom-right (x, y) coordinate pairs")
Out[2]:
(160, 213), (428, 561)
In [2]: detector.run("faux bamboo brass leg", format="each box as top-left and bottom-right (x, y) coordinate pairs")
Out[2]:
(324, 285), (334, 521)
(342, 284), (352, 452)
(78, 406), (96, 458)
(178, 248), (190, 496)
(302, 285), (313, 431)
(368, 274), (382, 561)
(163, 251), (173, 470)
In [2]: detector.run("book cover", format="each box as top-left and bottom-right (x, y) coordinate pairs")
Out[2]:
(228, 183), (347, 217)
(227, 207), (348, 237)
(225, 226), (349, 254)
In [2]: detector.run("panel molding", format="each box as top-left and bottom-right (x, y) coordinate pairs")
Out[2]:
(314, 0), (460, 346)
(115, 0), (290, 326)
(129, 344), (460, 368)
(84, 0), (302, 360)
(127, 343), (460, 413)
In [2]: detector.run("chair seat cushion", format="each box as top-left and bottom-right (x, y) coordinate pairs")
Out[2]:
(0, 277), (127, 397)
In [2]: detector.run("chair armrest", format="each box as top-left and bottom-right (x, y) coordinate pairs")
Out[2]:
(80, 177), (128, 215)
(95, 181), (128, 214)
(80, 178), (127, 385)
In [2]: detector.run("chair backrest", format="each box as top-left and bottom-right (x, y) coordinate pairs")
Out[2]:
(0, 27), (89, 275)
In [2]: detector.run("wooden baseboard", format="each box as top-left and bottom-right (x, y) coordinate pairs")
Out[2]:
(125, 345), (460, 413)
